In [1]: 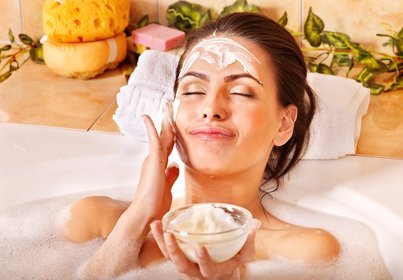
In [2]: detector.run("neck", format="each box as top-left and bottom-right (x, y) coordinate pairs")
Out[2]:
(181, 165), (266, 217)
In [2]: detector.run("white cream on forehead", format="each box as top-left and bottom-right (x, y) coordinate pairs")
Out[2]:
(179, 37), (262, 82)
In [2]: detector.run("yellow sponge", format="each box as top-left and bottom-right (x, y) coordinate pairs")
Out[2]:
(43, 0), (130, 43)
(43, 32), (127, 79)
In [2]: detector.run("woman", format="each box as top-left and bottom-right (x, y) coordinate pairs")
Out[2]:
(66, 12), (340, 279)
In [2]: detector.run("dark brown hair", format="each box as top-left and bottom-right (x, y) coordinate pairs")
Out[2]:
(175, 12), (316, 190)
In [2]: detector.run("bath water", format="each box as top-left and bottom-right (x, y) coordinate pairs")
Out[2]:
(0, 186), (390, 279)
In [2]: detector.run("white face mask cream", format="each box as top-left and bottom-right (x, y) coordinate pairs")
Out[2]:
(162, 99), (189, 163)
(162, 203), (252, 263)
(179, 37), (262, 84)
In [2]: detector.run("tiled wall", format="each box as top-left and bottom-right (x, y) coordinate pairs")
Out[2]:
(0, 0), (402, 53)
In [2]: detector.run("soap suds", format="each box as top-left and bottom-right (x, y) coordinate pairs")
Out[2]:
(0, 187), (391, 279)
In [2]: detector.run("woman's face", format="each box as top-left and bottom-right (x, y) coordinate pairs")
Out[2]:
(175, 36), (292, 177)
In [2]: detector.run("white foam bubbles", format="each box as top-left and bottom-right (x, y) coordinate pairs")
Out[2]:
(244, 197), (392, 280)
(0, 186), (131, 279)
(0, 188), (391, 279)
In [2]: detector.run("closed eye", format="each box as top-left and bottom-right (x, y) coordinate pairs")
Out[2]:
(230, 92), (254, 98)
(182, 92), (206, 96)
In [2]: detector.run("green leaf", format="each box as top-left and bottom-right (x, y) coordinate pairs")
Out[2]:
(138, 14), (149, 28)
(19, 33), (33, 45)
(304, 7), (324, 47)
(323, 31), (350, 49)
(0, 44), (12, 51)
(390, 76), (403, 90)
(221, 0), (261, 16)
(0, 71), (12, 82)
(363, 82), (385, 95)
(344, 41), (387, 73)
(8, 29), (15, 43)
(277, 12), (288, 27)
(308, 62), (334, 75)
(356, 67), (373, 83)
(308, 62), (318, 72)
(396, 27), (403, 57)
(317, 63), (334, 75)
(331, 54), (352, 67)
(30, 44), (45, 64)
(166, 1), (216, 32)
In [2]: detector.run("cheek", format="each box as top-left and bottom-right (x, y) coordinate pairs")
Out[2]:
(237, 106), (278, 139)
(174, 105), (190, 135)
(235, 106), (281, 162)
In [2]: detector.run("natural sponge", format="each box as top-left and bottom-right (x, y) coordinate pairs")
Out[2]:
(43, 32), (127, 79)
(43, 0), (130, 43)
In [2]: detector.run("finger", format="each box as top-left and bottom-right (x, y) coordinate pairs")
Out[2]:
(160, 114), (175, 154)
(165, 162), (179, 189)
(142, 114), (160, 152)
(196, 246), (240, 278)
(238, 219), (261, 263)
(198, 219), (262, 277)
(164, 232), (196, 275)
(150, 220), (169, 258)
(195, 246), (217, 278)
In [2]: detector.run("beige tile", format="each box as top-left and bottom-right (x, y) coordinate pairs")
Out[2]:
(0, 0), (22, 42)
(21, 0), (45, 41)
(90, 100), (120, 132)
(130, 0), (159, 25)
(159, 0), (301, 31)
(304, 0), (403, 53)
(0, 60), (127, 130)
(356, 89), (403, 158)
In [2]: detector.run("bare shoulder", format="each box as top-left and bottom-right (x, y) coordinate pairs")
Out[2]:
(65, 196), (129, 243)
(276, 227), (340, 262)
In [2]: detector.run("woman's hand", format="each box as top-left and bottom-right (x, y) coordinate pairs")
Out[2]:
(150, 219), (261, 280)
(81, 115), (180, 278)
(128, 114), (180, 221)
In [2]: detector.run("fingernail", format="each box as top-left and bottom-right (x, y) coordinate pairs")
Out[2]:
(165, 232), (174, 246)
(150, 221), (157, 231)
(169, 161), (179, 169)
(141, 114), (147, 121)
(196, 247), (205, 258)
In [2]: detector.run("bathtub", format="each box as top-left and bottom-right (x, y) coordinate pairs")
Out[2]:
(1, 123), (402, 279)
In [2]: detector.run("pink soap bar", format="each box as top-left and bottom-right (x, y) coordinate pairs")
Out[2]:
(132, 23), (186, 51)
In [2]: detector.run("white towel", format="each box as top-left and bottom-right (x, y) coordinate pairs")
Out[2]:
(112, 50), (180, 141)
(304, 73), (370, 159)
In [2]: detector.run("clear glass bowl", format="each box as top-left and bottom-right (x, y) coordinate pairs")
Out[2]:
(162, 203), (252, 263)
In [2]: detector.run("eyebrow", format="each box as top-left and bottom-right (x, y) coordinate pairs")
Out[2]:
(224, 73), (263, 86)
(179, 72), (263, 86)
(179, 71), (210, 82)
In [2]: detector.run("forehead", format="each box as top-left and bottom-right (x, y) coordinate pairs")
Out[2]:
(180, 36), (275, 83)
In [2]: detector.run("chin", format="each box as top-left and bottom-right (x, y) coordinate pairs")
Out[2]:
(187, 164), (228, 178)
(185, 155), (235, 177)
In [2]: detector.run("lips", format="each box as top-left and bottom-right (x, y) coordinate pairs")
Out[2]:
(188, 126), (235, 141)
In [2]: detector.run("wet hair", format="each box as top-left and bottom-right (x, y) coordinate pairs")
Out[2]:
(175, 12), (316, 190)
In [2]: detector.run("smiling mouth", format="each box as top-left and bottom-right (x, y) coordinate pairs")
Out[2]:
(188, 126), (235, 141)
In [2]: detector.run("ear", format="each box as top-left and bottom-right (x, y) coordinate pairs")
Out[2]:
(273, 105), (298, 147)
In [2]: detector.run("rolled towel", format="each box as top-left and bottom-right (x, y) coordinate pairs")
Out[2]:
(304, 73), (370, 159)
(112, 50), (180, 141)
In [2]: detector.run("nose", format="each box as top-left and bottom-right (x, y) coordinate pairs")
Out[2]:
(200, 94), (228, 121)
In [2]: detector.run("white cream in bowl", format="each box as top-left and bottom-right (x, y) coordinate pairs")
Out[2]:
(162, 203), (253, 263)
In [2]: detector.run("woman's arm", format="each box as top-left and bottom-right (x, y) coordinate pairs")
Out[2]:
(81, 209), (151, 277)
(79, 114), (178, 279)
